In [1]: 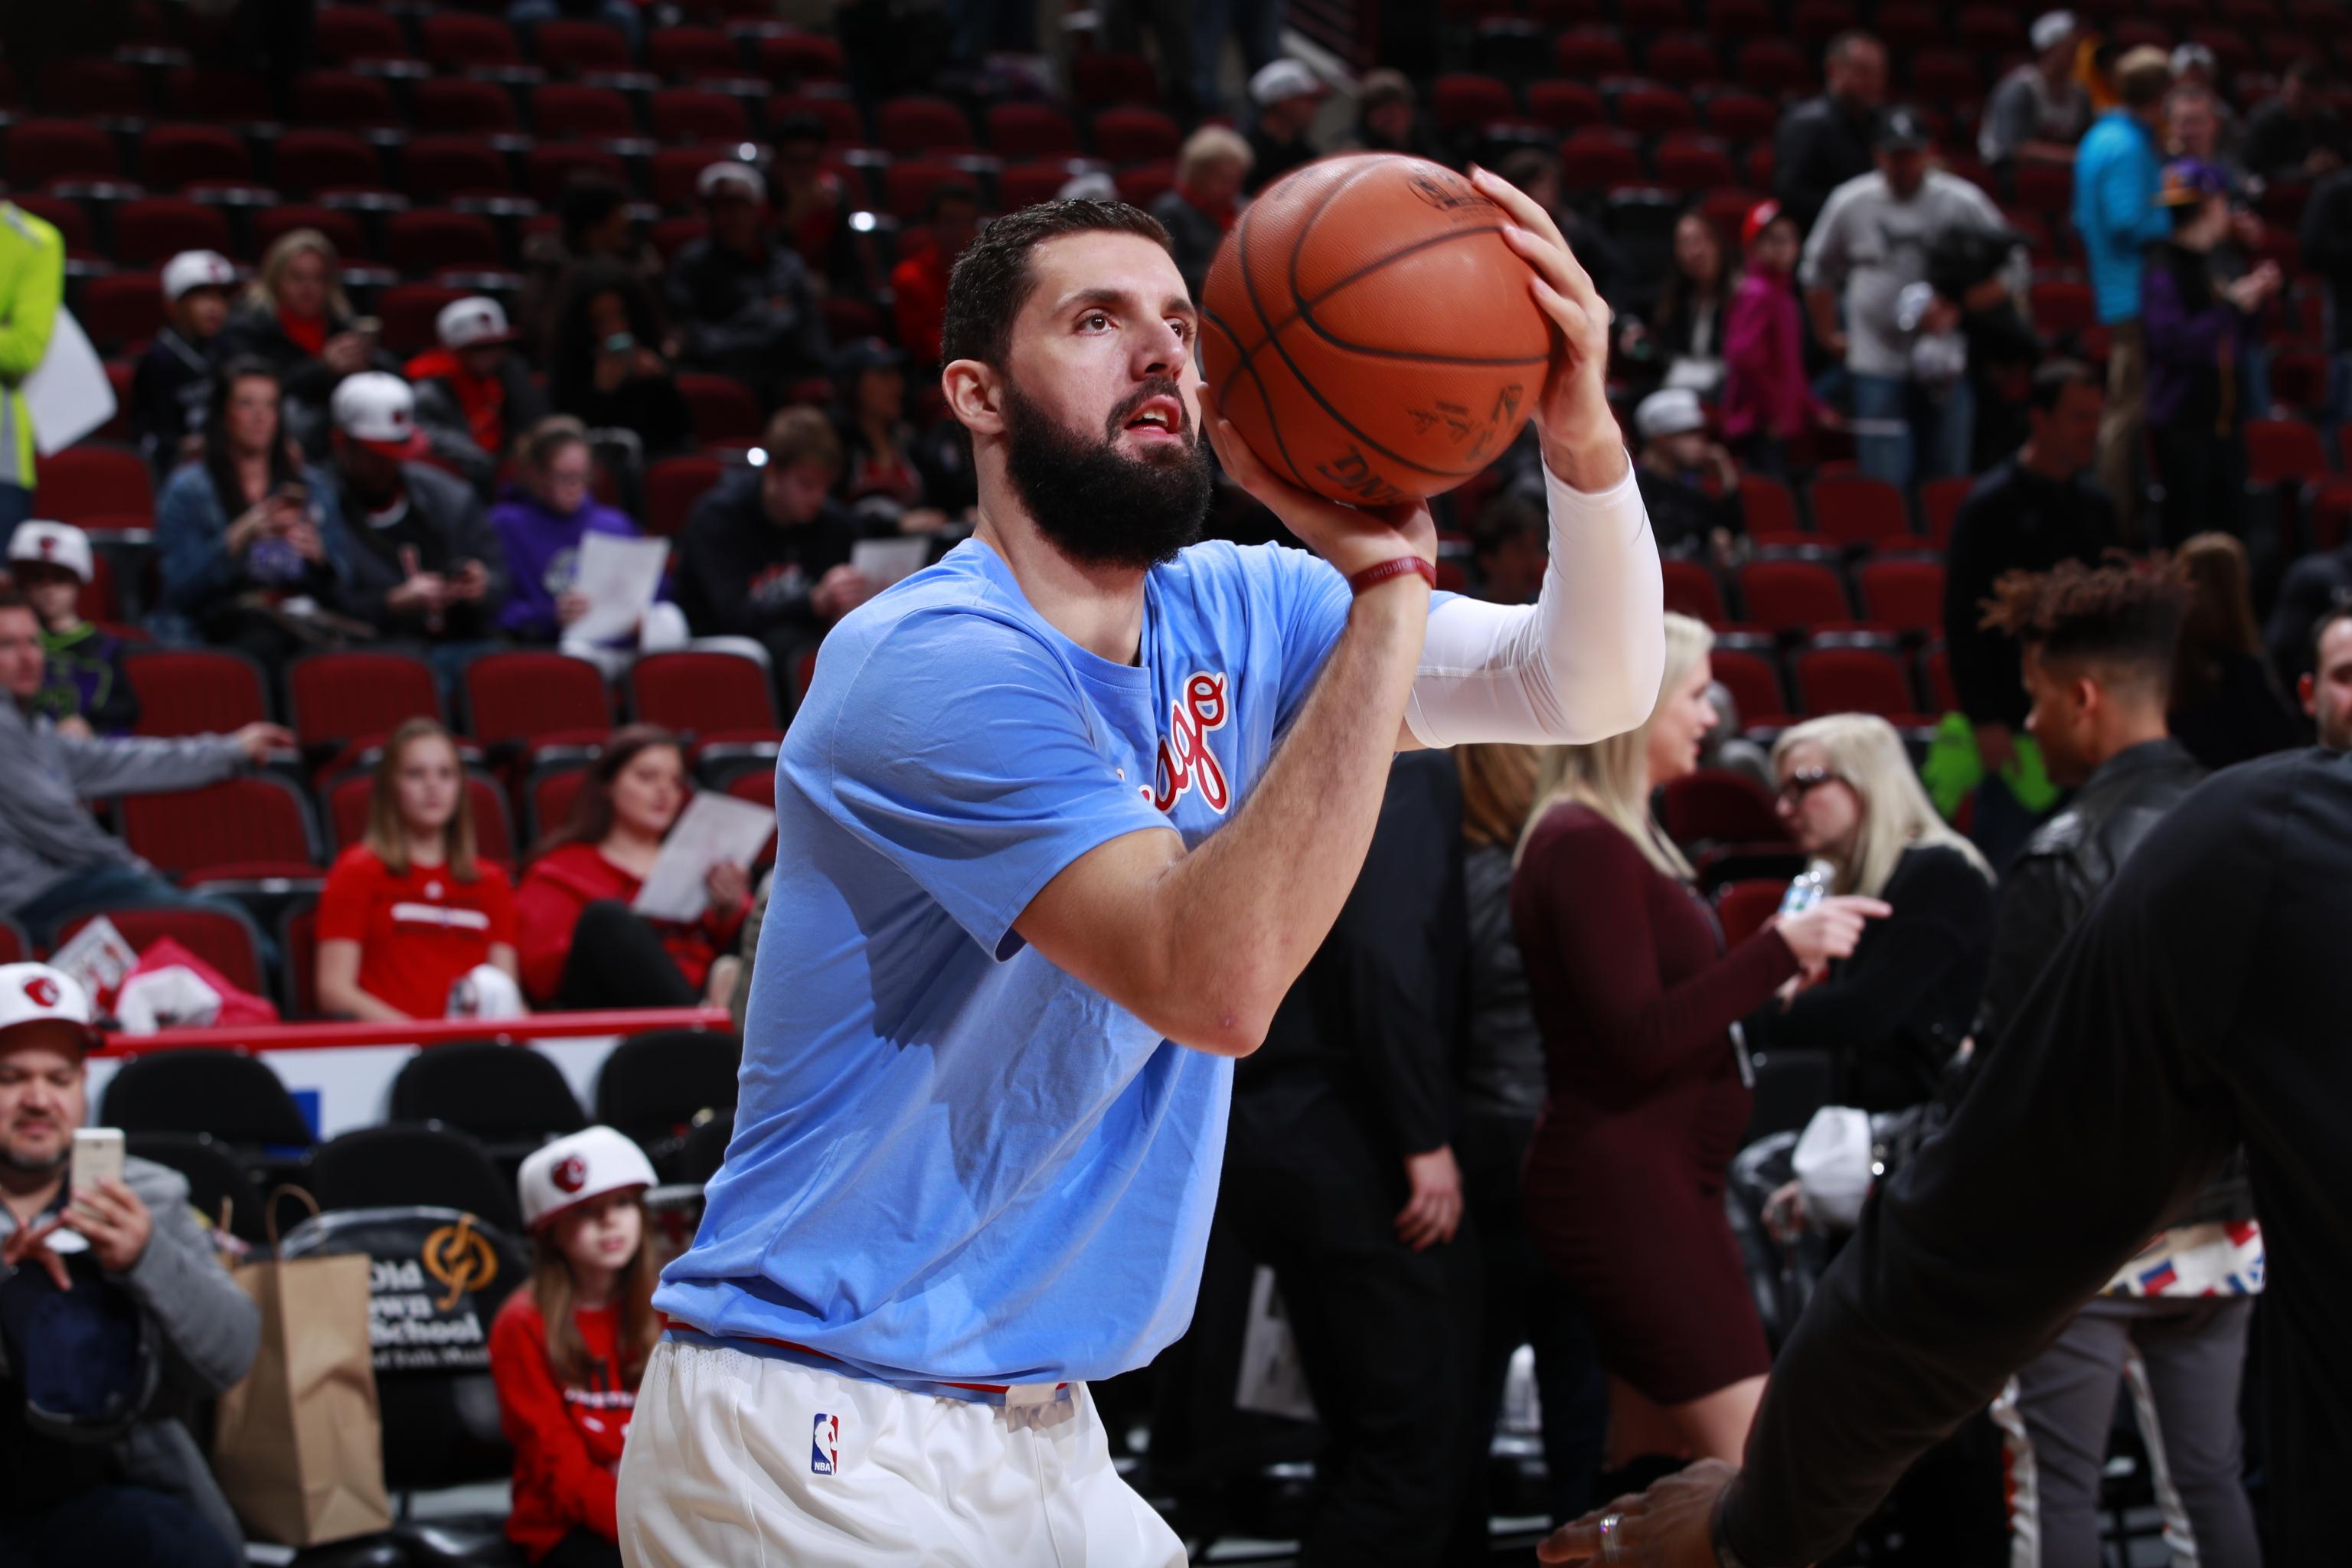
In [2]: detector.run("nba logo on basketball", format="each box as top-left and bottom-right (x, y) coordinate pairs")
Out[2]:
(811, 1413), (838, 1475)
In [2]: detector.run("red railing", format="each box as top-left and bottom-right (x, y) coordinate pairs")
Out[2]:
(96, 1006), (734, 1057)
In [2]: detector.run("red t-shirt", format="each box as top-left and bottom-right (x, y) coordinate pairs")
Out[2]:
(489, 1291), (635, 1560)
(512, 843), (746, 1004)
(316, 845), (518, 1020)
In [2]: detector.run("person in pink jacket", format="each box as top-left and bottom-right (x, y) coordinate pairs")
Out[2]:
(1720, 201), (1828, 475)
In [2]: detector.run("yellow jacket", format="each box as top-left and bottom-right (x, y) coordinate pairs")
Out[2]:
(0, 201), (65, 491)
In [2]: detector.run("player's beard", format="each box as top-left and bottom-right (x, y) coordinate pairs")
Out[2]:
(1001, 377), (1212, 571)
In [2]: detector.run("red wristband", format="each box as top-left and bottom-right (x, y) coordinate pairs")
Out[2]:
(1348, 557), (1438, 596)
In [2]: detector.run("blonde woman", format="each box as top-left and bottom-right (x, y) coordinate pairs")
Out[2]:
(1756, 713), (1998, 1112)
(222, 228), (377, 449)
(1513, 614), (1886, 1466)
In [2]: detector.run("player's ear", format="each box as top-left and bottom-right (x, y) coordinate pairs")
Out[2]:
(941, 358), (1004, 436)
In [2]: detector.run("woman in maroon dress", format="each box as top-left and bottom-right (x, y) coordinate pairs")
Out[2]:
(1512, 614), (1885, 1463)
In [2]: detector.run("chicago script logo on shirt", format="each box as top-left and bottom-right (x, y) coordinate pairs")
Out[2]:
(1144, 671), (1231, 815)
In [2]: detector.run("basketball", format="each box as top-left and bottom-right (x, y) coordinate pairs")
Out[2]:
(1198, 154), (1553, 507)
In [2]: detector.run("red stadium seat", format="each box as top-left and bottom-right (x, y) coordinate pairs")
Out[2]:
(650, 88), (750, 145)
(1955, 5), (2028, 52)
(756, 31), (848, 85)
(532, 19), (635, 77)
(315, 6), (412, 64)
(1739, 560), (1852, 632)
(43, 58), (149, 116)
(1714, 879), (1788, 946)
(1527, 81), (1606, 131)
(526, 143), (627, 206)
(1617, 87), (1698, 136)
(114, 199), (235, 269)
(385, 209), (503, 274)
(2268, 350), (2330, 416)
(1699, 90), (1777, 142)
(1735, 40), (1812, 95)
(273, 130), (384, 196)
(526, 762), (593, 846)
(985, 103), (1080, 159)
(1093, 107), (1184, 164)
(1069, 51), (1161, 108)
(282, 902), (319, 1016)
(1645, 31), (1725, 85)
(1431, 74), (1517, 136)
(882, 158), (967, 220)
(1788, 0), (1859, 44)
(326, 772), (514, 864)
(1921, 475), (1975, 553)
(35, 447), (152, 523)
(1710, 646), (1791, 723)
(122, 776), (318, 878)
(162, 67), (270, 122)
(1112, 162), (1178, 206)
(645, 26), (738, 83)
(1660, 769), (1784, 844)
(413, 78), (525, 136)
(2030, 277), (2096, 337)
(1704, 0), (1776, 38)
(1808, 474), (1913, 548)
(1662, 558), (1728, 623)
(1856, 558), (1946, 636)
(1554, 29), (1632, 77)
(11, 196), (94, 256)
(422, 14), (528, 72)
(643, 454), (726, 537)
(1740, 472), (1801, 537)
(288, 651), (444, 752)
(404, 138), (516, 203)
(675, 373), (766, 446)
(1908, 50), (1984, 106)
(288, 70), (404, 132)
(62, 907), (265, 997)
(378, 284), (466, 357)
(1795, 645), (1923, 720)
(1873, 0), (1945, 49)
(628, 651), (781, 742)
(998, 161), (1091, 208)
(2244, 418), (2329, 485)
(1622, 0), (1690, 29)
(2305, 479), (2352, 554)
(77, 276), (168, 356)
(464, 652), (614, 754)
(2012, 162), (2075, 218)
(876, 96), (976, 155)
(1558, 133), (1645, 192)
(124, 648), (270, 738)
(534, 83), (637, 141)
(652, 145), (747, 210)
(770, 93), (866, 149)
(6, 121), (119, 186)
(1654, 138), (1736, 193)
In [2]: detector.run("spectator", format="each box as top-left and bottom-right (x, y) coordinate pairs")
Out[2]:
(666, 162), (830, 407)
(675, 408), (868, 710)
(2166, 81), (2246, 189)
(1244, 58), (1327, 196)
(2168, 531), (2301, 768)
(1749, 714), (1997, 1113)
(831, 339), (962, 534)
(2167, 44), (2243, 165)
(2264, 527), (2352, 684)
(1802, 109), (2021, 485)
(220, 228), (381, 458)
(1942, 360), (2115, 867)
(1772, 32), (1887, 234)
(1721, 201), (1827, 473)
(8, 521), (134, 737)
(2243, 57), (2348, 185)
(1618, 211), (1730, 401)
(518, 175), (663, 364)
(492, 1127), (659, 1568)
(1150, 126), (1253, 299)
(2300, 605), (2352, 749)
(1468, 494), (1548, 605)
(0, 964), (259, 1568)
(0, 199), (62, 532)
(2299, 161), (2352, 427)
(315, 718), (518, 1022)
(492, 415), (652, 648)
(547, 262), (694, 459)
(0, 590), (289, 942)
(326, 374), (510, 671)
(1514, 616), (1883, 1465)
(1350, 68), (1438, 160)
(153, 360), (356, 665)
(514, 726), (753, 1009)
(2075, 46), (2180, 534)
(1979, 11), (2093, 169)
(1454, 742), (1607, 1526)
(1968, 557), (2259, 1568)
(770, 115), (860, 291)
(406, 297), (546, 495)
(130, 250), (234, 479)
(1630, 389), (1743, 568)
(890, 185), (983, 371)
(1496, 149), (1631, 306)
(2143, 160), (2282, 546)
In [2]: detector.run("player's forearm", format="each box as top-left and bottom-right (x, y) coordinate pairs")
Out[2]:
(1151, 581), (1429, 1056)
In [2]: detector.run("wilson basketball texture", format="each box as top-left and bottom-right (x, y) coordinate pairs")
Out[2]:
(1199, 154), (1550, 505)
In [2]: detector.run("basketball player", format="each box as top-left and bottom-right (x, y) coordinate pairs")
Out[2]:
(618, 174), (1664, 1563)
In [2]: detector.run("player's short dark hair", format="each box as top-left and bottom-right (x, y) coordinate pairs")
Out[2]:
(1981, 557), (2190, 694)
(2311, 601), (2352, 670)
(941, 200), (1171, 368)
(2029, 358), (2096, 413)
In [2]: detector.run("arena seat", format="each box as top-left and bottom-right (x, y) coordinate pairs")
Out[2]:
(1733, 38), (1812, 94)
(1698, 89), (1777, 142)
(1654, 138), (1736, 193)
(876, 95), (977, 155)
(1713, 878), (1788, 948)
(2030, 278), (2096, 338)
(645, 25), (740, 83)
(10, 196), (94, 256)
(1645, 33), (1726, 85)
(629, 649), (782, 743)
(465, 651), (615, 757)
(675, 372), (766, 446)
(643, 452), (727, 537)
(1711, 645), (1792, 724)
(102, 1047), (315, 1152)
(985, 103), (1080, 158)
(42, 57), (150, 116)
(1526, 80), (1606, 130)
(124, 648), (270, 737)
(1856, 558), (1946, 637)
(1554, 28), (1632, 77)
(1795, 645), (1924, 720)
(2308, 479), (2352, 554)
(1069, 50), (1161, 108)
(999, 159), (1093, 209)
(758, 31), (851, 85)
(1921, 475), (1976, 553)
(413, 77), (525, 136)
(121, 776), (320, 879)
(653, 145), (748, 209)
(1909, 50), (1985, 106)
(273, 129), (385, 196)
(1739, 560), (1854, 633)
(884, 157), (974, 220)
(389, 1043), (588, 1175)
(678, 1109), (734, 1186)
(769, 92), (865, 148)
(1431, 74), (1517, 136)
(1617, 86), (1699, 137)
(525, 760), (593, 844)
(64, 906), (270, 998)
(403, 137), (517, 204)
(385, 208), (503, 274)
(127, 1132), (271, 1245)
(1557, 132), (1645, 192)
(287, 70), (406, 132)
(531, 18), (636, 77)
(1740, 473), (1802, 537)
(525, 142), (627, 206)
(314, 5), (413, 65)
(278, 900), (319, 1018)
(1807, 474), (1913, 549)
(1092, 106), (1184, 165)
(651, 87), (752, 145)
(379, 283), (468, 356)
(289, 649), (445, 753)
(34, 446), (154, 522)
(5, 120), (120, 186)
(78, 275), (168, 355)
(596, 1028), (740, 1171)
(1661, 769), (1785, 846)
(1112, 161), (1178, 206)
(1662, 558), (1728, 623)
(309, 1122), (523, 1233)
(532, 82), (638, 142)
(2245, 418), (2330, 485)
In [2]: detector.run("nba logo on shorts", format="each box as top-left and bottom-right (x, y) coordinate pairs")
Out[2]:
(811, 1413), (838, 1475)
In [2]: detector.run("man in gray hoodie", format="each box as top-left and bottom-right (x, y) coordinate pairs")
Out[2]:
(0, 962), (260, 1565)
(0, 591), (289, 943)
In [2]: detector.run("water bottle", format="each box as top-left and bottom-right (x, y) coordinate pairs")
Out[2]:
(1779, 858), (1838, 917)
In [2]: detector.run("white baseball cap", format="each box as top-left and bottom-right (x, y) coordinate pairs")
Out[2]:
(2171, 41), (2216, 76)
(1250, 59), (1325, 107)
(2030, 11), (2076, 52)
(0, 964), (100, 1054)
(436, 296), (519, 351)
(8, 520), (94, 584)
(518, 1125), (658, 1231)
(161, 249), (236, 302)
(331, 371), (430, 460)
(1635, 387), (1707, 442)
(697, 161), (766, 202)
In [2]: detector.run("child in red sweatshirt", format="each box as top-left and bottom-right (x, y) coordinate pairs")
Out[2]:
(490, 1127), (660, 1568)
(1720, 201), (1831, 475)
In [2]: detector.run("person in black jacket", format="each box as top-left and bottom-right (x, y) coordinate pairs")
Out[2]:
(673, 408), (868, 713)
(1771, 33), (1887, 234)
(1537, 750), (2352, 1568)
(1148, 126), (1251, 300)
(546, 262), (694, 460)
(1630, 390), (1743, 568)
(1748, 714), (1996, 1113)
(1217, 750), (1481, 1568)
(2167, 531), (2301, 769)
(1969, 555), (2259, 1568)
(665, 162), (831, 408)
(129, 250), (234, 479)
(220, 228), (389, 459)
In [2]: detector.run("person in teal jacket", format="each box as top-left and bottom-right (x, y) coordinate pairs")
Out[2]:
(0, 201), (64, 532)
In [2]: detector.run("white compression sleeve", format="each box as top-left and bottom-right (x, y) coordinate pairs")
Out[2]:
(1403, 457), (1665, 749)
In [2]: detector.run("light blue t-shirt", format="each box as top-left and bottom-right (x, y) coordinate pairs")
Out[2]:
(653, 534), (1361, 1387)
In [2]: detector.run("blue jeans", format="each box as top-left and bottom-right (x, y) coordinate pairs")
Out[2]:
(12, 864), (275, 969)
(0, 482), (31, 533)
(1191, 0), (1286, 113)
(0, 1482), (240, 1568)
(1851, 374), (1975, 487)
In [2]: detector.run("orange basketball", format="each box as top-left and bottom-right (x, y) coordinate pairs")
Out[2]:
(1198, 153), (1551, 506)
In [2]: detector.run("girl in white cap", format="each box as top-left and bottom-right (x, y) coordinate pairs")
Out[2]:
(488, 1128), (659, 1568)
